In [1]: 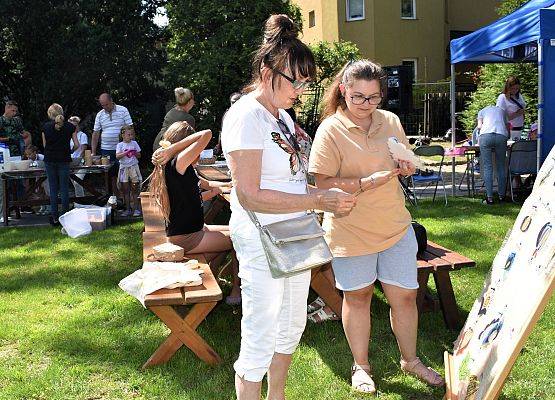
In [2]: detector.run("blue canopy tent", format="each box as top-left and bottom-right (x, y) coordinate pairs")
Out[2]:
(448, 0), (555, 194)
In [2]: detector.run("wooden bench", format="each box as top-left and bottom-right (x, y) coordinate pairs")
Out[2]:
(142, 255), (223, 369)
(317, 240), (475, 330)
(139, 193), (223, 368)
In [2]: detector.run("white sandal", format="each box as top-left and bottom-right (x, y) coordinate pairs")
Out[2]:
(307, 307), (340, 323)
(351, 364), (376, 394)
(307, 296), (326, 313)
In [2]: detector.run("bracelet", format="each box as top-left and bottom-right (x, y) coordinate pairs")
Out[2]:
(358, 178), (363, 192)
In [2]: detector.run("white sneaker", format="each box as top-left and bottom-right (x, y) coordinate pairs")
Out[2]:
(120, 210), (130, 217)
(132, 210), (142, 217)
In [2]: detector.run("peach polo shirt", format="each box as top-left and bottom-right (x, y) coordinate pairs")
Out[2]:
(309, 106), (412, 257)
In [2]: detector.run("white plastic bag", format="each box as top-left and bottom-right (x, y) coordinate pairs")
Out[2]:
(59, 208), (92, 238)
(119, 261), (203, 306)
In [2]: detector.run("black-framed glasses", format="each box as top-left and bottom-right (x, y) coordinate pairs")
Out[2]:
(276, 118), (301, 152)
(350, 94), (383, 105)
(274, 70), (311, 91)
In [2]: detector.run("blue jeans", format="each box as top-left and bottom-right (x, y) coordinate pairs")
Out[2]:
(45, 161), (70, 219)
(479, 133), (508, 199)
(101, 149), (119, 176)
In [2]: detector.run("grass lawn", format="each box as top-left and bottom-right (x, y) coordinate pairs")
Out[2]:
(0, 198), (553, 399)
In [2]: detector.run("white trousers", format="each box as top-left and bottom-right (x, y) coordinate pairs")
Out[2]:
(231, 232), (310, 382)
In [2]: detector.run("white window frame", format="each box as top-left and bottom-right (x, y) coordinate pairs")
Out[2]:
(309, 10), (316, 28)
(346, 0), (365, 22)
(401, 0), (416, 19)
(402, 58), (418, 82)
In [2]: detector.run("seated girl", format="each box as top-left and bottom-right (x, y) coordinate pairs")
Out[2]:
(149, 121), (241, 305)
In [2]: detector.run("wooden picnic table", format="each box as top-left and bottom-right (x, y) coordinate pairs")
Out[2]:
(141, 242), (223, 368)
(212, 193), (474, 329)
(1, 164), (112, 226)
(196, 163), (231, 182)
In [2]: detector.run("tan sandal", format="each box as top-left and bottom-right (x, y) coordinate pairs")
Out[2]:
(400, 357), (445, 387)
(351, 364), (376, 394)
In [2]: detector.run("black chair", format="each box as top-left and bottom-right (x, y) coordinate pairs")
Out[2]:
(410, 145), (448, 205)
(506, 140), (537, 202)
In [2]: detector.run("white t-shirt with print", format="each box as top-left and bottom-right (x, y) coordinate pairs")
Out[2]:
(496, 93), (525, 128)
(221, 92), (308, 236)
(116, 140), (141, 167)
(70, 131), (89, 158)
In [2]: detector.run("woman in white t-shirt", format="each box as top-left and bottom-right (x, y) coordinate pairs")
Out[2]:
(477, 105), (510, 204)
(496, 76), (526, 140)
(221, 14), (356, 400)
(68, 116), (89, 197)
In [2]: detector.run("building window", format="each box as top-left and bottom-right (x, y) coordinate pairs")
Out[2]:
(309, 10), (315, 28)
(347, 0), (365, 21)
(401, 0), (416, 19)
(402, 59), (418, 83)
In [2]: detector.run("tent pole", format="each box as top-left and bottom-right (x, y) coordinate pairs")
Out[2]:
(450, 64), (456, 196)
(537, 38), (543, 171)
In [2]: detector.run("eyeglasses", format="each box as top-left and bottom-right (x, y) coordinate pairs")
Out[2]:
(349, 94), (383, 105)
(276, 118), (301, 152)
(275, 70), (311, 91)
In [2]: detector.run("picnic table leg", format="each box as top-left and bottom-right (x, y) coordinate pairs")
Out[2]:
(432, 270), (460, 330)
(144, 302), (221, 368)
(310, 264), (342, 317)
(203, 196), (226, 224)
(416, 269), (431, 313)
(2, 178), (8, 226)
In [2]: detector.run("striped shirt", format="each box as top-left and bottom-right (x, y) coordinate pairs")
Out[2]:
(93, 104), (133, 151)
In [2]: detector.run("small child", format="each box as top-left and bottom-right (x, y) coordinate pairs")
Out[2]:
(23, 145), (49, 215)
(116, 125), (142, 217)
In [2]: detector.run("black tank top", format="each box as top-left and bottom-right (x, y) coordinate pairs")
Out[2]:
(165, 159), (204, 236)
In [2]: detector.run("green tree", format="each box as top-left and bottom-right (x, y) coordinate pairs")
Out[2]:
(461, 0), (537, 131)
(296, 40), (361, 135)
(0, 0), (167, 150)
(309, 40), (361, 85)
(165, 0), (301, 131)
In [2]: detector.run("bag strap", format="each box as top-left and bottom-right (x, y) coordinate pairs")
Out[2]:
(509, 96), (524, 110)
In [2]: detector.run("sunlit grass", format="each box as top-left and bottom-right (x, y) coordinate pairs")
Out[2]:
(0, 199), (552, 399)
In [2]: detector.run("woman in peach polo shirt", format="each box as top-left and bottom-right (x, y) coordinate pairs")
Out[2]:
(309, 60), (444, 393)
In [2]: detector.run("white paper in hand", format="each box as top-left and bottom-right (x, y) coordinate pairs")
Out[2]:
(387, 137), (423, 168)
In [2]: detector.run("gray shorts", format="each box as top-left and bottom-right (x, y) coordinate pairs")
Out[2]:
(331, 226), (419, 291)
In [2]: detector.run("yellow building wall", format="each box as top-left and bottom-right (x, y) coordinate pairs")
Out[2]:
(371, 0), (445, 82)
(294, 0), (340, 44)
(447, 0), (501, 31)
(293, 0), (504, 81)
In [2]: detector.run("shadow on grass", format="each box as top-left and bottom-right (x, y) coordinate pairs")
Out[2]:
(303, 291), (453, 399)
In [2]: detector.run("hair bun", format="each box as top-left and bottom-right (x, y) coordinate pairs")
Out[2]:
(263, 14), (299, 43)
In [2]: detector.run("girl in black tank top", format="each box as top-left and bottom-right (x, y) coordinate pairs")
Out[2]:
(148, 121), (241, 305)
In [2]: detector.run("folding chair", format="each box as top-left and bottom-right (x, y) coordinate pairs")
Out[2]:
(410, 145), (448, 206)
(506, 140), (537, 202)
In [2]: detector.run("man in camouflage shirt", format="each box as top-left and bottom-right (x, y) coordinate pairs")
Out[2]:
(0, 100), (30, 157)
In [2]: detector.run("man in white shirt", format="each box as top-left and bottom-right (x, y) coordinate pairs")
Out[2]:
(91, 93), (133, 194)
(92, 93), (133, 156)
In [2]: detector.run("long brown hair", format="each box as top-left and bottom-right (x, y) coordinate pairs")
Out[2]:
(321, 59), (386, 120)
(148, 121), (195, 223)
(503, 76), (520, 97)
(243, 14), (316, 93)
